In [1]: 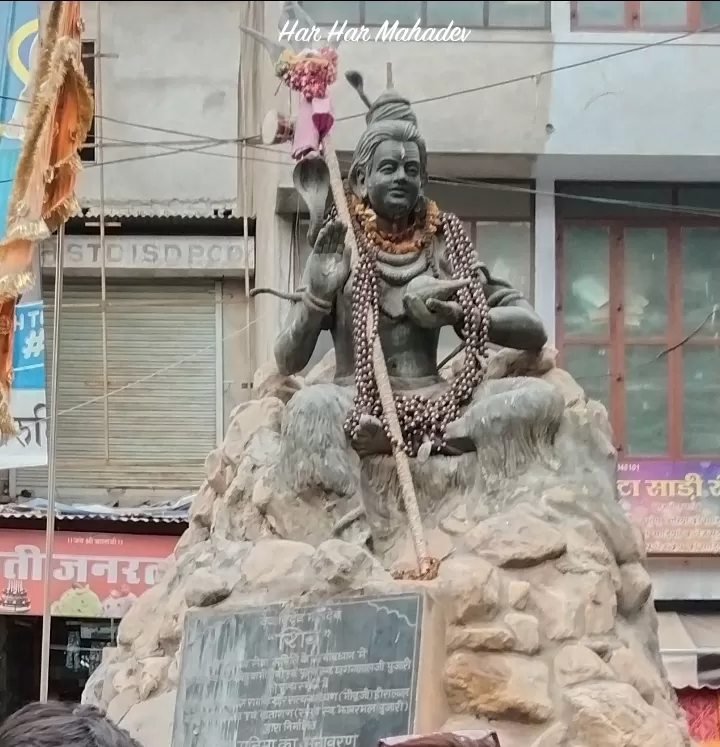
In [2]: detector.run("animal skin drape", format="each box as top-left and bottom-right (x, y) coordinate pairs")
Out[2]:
(0, 0), (93, 437)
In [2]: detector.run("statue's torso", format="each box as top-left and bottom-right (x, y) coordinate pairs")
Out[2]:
(332, 240), (447, 387)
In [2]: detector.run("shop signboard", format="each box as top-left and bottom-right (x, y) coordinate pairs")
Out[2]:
(39, 235), (256, 276)
(617, 460), (720, 554)
(0, 529), (177, 617)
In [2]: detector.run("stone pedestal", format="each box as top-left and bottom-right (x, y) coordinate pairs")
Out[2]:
(83, 349), (694, 747)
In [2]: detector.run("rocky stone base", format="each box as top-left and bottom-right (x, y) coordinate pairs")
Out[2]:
(83, 349), (693, 747)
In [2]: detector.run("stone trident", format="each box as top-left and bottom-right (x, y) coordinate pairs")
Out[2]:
(241, 3), (438, 580)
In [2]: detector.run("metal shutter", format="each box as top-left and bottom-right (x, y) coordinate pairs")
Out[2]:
(16, 279), (218, 492)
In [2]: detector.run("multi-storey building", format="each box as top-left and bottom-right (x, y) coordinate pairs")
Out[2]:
(6, 1), (256, 504)
(248, 1), (720, 739)
(0, 0), (248, 710)
(3, 0), (720, 729)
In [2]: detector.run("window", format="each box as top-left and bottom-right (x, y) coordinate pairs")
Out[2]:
(300, 1), (550, 29)
(557, 183), (720, 459)
(571, 1), (720, 31)
(462, 220), (533, 300)
(80, 40), (95, 163)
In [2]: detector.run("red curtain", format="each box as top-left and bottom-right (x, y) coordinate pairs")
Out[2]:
(678, 688), (720, 745)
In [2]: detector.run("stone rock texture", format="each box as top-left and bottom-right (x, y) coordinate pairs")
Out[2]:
(83, 348), (692, 747)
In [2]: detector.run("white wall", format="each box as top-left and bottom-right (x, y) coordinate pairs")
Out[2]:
(540, 1), (720, 179)
(74, 1), (720, 218)
(77, 1), (243, 216)
(326, 30), (553, 159)
(262, 4), (554, 166)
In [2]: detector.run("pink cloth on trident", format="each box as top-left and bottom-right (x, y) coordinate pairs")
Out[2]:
(292, 96), (334, 161)
(312, 96), (334, 138)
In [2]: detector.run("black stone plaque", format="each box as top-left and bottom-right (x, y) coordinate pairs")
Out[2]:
(172, 593), (423, 747)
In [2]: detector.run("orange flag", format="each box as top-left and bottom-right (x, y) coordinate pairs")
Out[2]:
(0, 0), (93, 437)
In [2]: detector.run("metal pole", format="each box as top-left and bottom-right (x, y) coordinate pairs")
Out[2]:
(238, 8), (254, 387)
(242, 143), (252, 380)
(96, 0), (110, 461)
(39, 225), (66, 702)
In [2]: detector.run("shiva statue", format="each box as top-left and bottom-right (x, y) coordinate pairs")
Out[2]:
(274, 73), (551, 499)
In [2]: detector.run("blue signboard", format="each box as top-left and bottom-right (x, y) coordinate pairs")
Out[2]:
(0, 2), (39, 229)
(12, 299), (44, 390)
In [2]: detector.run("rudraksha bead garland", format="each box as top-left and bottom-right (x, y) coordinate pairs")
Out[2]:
(340, 206), (491, 457)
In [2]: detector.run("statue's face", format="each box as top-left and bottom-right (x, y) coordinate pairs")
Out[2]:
(363, 139), (422, 222)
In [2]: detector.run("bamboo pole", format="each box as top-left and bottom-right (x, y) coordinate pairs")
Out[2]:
(39, 226), (66, 702)
(238, 6), (254, 390)
(237, 18), (437, 577)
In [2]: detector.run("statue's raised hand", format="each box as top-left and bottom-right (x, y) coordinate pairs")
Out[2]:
(306, 220), (350, 303)
(403, 276), (469, 329)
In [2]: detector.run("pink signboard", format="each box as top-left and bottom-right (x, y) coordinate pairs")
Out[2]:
(0, 529), (177, 617)
(617, 460), (720, 554)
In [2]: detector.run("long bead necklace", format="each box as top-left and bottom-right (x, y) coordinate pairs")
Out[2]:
(339, 205), (491, 458)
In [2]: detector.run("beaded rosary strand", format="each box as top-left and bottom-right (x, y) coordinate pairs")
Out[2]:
(339, 204), (491, 457)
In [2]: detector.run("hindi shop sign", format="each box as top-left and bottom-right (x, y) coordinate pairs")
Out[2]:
(172, 594), (423, 747)
(39, 235), (256, 277)
(0, 529), (177, 617)
(618, 460), (720, 554)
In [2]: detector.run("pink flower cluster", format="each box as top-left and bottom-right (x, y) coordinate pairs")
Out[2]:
(279, 47), (338, 101)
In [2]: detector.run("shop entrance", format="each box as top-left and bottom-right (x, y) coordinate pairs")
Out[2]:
(49, 618), (117, 702)
(0, 616), (118, 722)
(0, 615), (41, 721)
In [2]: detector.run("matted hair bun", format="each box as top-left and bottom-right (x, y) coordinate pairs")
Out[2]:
(345, 69), (418, 126)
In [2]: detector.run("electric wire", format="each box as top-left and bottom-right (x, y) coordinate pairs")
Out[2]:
(4, 15), (720, 430)
(1, 19), (718, 150)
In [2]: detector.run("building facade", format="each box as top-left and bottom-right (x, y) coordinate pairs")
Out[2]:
(4, 1), (257, 503)
(254, 0), (720, 444)
(17, 2), (720, 550)
(6, 3), (720, 728)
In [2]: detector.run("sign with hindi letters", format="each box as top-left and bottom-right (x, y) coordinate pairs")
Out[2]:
(0, 529), (177, 617)
(618, 460), (720, 554)
(172, 594), (424, 747)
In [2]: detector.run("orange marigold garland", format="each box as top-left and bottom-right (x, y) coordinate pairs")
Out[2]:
(348, 190), (440, 255)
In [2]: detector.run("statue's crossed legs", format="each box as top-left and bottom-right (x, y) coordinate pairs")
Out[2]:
(277, 376), (566, 499)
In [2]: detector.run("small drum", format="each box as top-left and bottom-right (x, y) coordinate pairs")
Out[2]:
(261, 109), (295, 145)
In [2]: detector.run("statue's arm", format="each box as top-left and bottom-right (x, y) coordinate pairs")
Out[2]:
(274, 262), (341, 375)
(449, 263), (547, 351)
(275, 219), (352, 374)
(480, 266), (547, 351)
(274, 296), (332, 375)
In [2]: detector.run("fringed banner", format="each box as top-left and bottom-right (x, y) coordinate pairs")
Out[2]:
(0, 0), (93, 437)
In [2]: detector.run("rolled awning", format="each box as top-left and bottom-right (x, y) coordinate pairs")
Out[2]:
(658, 612), (720, 689)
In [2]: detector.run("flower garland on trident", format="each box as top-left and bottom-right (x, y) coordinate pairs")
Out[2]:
(273, 47), (339, 160)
